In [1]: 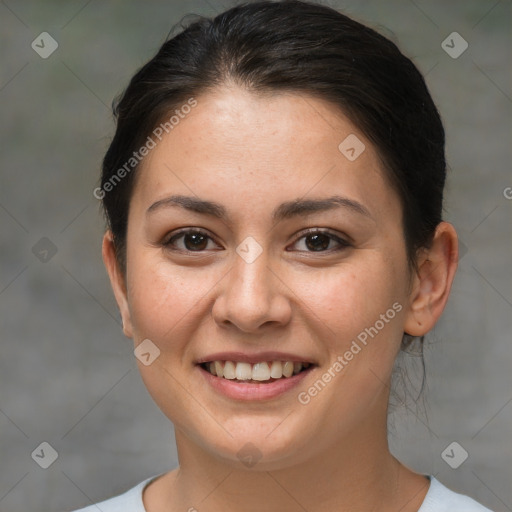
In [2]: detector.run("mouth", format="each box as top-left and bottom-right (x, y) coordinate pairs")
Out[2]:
(198, 360), (315, 384)
(195, 351), (318, 400)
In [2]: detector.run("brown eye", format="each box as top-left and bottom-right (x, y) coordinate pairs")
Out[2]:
(290, 229), (350, 253)
(164, 229), (218, 252)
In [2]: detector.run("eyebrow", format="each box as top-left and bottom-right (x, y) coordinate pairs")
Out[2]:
(146, 194), (373, 222)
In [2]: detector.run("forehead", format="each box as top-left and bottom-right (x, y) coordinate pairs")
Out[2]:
(131, 86), (400, 224)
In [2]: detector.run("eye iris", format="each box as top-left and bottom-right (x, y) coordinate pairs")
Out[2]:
(306, 233), (330, 251)
(184, 232), (208, 251)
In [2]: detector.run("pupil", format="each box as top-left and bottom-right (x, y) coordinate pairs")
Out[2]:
(185, 233), (207, 251)
(306, 233), (329, 251)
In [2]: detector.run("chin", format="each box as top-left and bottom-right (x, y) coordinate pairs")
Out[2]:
(190, 414), (320, 470)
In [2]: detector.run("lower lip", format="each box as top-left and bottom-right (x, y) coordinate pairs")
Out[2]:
(197, 365), (315, 401)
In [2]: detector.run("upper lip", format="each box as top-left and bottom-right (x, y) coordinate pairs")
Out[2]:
(196, 351), (317, 365)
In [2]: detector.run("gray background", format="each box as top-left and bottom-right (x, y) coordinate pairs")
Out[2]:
(0, 1), (510, 511)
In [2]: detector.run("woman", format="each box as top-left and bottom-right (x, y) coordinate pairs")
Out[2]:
(74, 1), (493, 510)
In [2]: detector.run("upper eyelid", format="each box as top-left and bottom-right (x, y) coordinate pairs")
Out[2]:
(166, 228), (219, 243)
(293, 227), (351, 244)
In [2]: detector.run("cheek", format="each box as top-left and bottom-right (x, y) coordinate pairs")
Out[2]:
(296, 261), (400, 338)
(126, 254), (213, 342)
(296, 260), (406, 392)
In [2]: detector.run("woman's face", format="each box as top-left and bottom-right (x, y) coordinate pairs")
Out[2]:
(111, 86), (416, 469)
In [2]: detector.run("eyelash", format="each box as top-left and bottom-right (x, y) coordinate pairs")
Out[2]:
(162, 228), (351, 254)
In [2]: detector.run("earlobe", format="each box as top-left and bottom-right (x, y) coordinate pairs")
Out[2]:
(403, 222), (459, 337)
(102, 231), (133, 338)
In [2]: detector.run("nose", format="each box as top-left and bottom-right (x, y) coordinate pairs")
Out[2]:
(211, 245), (292, 333)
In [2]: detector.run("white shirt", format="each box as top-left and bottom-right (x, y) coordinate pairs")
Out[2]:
(70, 474), (494, 511)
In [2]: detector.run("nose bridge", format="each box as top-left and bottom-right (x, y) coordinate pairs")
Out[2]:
(231, 240), (273, 310)
(213, 237), (290, 331)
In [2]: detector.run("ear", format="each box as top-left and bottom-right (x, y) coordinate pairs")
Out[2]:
(102, 231), (133, 338)
(403, 221), (459, 337)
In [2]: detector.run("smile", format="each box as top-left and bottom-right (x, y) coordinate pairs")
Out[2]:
(200, 360), (313, 383)
(197, 360), (317, 401)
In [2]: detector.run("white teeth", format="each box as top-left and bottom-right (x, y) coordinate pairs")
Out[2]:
(269, 361), (283, 378)
(235, 362), (252, 380)
(203, 360), (311, 381)
(223, 361), (236, 379)
(252, 362), (271, 381)
(214, 361), (224, 378)
(282, 361), (294, 378)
